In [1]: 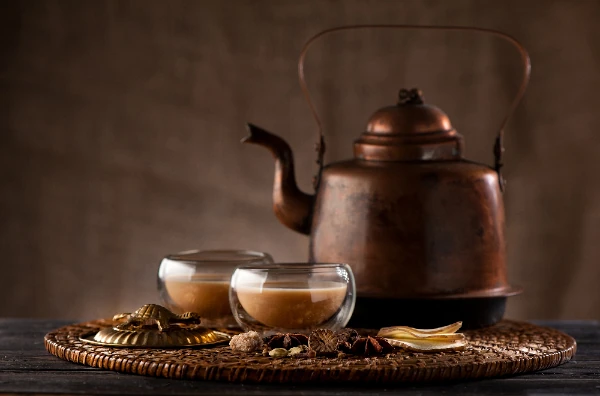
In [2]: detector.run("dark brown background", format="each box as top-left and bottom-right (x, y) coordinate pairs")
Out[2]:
(1, 0), (599, 321)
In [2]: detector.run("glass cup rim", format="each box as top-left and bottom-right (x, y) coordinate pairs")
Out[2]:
(233, 262), (351, 272)
(165, 249), (271, 264)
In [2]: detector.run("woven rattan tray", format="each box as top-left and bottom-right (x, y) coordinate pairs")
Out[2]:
(44, 319), (576, 384)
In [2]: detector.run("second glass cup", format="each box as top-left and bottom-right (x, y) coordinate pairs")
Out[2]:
(158, 249), (273, 328)
(229, 263), (356, 334)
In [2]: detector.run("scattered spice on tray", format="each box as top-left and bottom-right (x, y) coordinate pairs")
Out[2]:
(229, 321), (467, 357)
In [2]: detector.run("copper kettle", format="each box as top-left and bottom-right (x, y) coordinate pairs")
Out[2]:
(243, 26), (531, 329)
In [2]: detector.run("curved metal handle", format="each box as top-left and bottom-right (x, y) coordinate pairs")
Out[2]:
(298, 25), (531, 191)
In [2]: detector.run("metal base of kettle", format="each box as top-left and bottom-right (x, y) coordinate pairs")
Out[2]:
(348, 296), (508, 330)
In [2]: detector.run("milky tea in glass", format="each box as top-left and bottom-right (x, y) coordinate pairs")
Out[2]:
(229, 263), (355, 334)
(158, 250), (273, 328)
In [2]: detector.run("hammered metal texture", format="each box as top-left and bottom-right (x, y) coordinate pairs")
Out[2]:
(83, 325), (229, 348)
(45, 320), (576, 384)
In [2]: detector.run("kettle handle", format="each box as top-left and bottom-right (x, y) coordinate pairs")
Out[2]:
(298, 25), (531, 191)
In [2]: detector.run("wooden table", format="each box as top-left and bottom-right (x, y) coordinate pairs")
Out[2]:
(1, 319), (598, 395)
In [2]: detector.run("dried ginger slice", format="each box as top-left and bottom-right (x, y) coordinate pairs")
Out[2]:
(377, 321), (467, 352)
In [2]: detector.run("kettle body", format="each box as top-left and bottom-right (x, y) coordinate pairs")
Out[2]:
(310, 158), (507, 300)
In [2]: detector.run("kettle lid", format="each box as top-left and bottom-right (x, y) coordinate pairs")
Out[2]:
(355, 89), (463, 161)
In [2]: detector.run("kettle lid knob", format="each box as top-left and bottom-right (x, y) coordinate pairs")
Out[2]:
(397, 88), (424, 105)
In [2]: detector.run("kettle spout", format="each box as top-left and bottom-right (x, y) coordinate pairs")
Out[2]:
(242, 123), (314, 235)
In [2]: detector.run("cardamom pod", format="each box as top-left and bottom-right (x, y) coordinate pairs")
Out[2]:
(269, 348), (289, 357)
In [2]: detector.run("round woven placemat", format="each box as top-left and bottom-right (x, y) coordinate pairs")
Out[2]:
(45, 319), (576, 384)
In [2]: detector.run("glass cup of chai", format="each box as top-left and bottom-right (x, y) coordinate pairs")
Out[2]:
(158, 249), (273, 328)
(229, 263), (356, 334)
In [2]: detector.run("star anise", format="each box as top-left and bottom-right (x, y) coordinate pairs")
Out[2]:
(350, 336), (394, 356)
(308, 329), (338, 355)
(266, 333), (308, 349)
(336, 328), (359, 352)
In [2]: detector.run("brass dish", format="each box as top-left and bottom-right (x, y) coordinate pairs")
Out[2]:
(79, 304), (231, 348)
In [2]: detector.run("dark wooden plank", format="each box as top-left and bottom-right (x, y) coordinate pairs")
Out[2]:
(539, 321), (600, 343)
(0, 318), (73, 331)
(0, 319), (91, 372)
(0, 353), (100, 371)
(0, 319), (72, 350)
(2, 371), (600, 396)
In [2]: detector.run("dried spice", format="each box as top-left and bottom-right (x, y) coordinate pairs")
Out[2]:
(288, 345), (309, 356)
(229, 331), (264, 353)
(336, 328), (359, 352)
(261, 344), (270, 356)
(350, 336), (394, 356)
(337, 328), (359, 342)
(289, 349), (316, 359)
(266, 333), (309, 349)
(269, 348), (289, 357)
(308, 329), (338, 355)
(377, 321), (468, 352)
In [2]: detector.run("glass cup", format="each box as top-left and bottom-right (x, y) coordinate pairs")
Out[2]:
(157, 249), (273, 328)
(229, 263), (356, 334)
